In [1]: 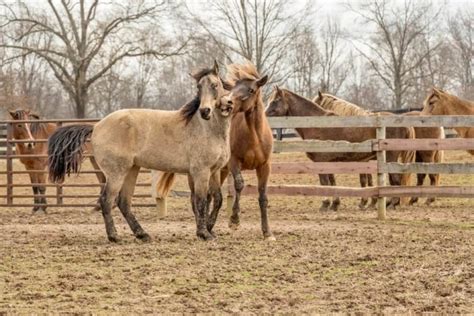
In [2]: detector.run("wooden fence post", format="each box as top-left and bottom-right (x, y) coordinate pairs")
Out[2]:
(376, 126), (386, 220)
(6, 123), (13, 205)
(56, 122), (63, 205)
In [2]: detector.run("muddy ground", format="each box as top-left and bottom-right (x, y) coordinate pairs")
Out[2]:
(1, 151), (473, 313)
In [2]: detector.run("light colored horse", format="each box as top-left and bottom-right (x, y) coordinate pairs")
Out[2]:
(267, 87), (415, 210)
(422, 88), (474, 155)
(48, 63), (233, 242)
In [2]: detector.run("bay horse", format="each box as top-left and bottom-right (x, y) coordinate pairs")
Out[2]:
(48, 63), (233, 242)
(154, 62), (275, 240)
(422, 88), (474, 155)
(8, 109), (105, 213)
(314, 92), (444, 207)
(266, 87), (415, 211)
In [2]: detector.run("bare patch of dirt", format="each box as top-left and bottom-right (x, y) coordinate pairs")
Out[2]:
(1, 151), (473, 313)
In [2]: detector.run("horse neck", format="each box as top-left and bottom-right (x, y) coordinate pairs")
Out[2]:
(284, 90), (329, 139)
(285, 91), (328, 117)
(444, 97), (474, 115)
(244, 94), (268, 144)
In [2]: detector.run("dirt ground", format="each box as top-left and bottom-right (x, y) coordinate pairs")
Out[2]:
(1, 151), (473, 313)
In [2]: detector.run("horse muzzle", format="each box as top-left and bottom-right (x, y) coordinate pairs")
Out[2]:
(199, 107), (212, 120)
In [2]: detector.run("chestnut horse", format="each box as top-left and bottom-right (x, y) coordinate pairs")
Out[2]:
(266, 87), (415, 210)
(422, 88), (474, 155)
(8, 110), (56, 213)
(8, 109), (105, 213)
(48, 63), (233, 242)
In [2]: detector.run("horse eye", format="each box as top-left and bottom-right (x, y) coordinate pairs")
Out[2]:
(248, 88), (255, 94)
(211, 83), (217, 89)
(17, 124), (22, 128)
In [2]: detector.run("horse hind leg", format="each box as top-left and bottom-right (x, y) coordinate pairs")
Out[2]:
(409, 173), (426, 206)
(117, 166), (150, 242)
(425, 173), (438, 205)
(318, 174), (331, 212)
(229, 160), (243, 230)
(328, 174), (340, 211)
(359, 174), (369, 210)
(367, 174), (377, 209)
(99, 173), (127, 243)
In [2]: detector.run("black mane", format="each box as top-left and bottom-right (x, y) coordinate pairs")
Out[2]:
(180, 95), (201, 125)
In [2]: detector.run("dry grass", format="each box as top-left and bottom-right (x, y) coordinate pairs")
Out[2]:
(0, 151), (473, 313)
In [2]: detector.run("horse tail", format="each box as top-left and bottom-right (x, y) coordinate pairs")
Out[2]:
(156, 172), (176, 198)
(48, 124), (94, 183)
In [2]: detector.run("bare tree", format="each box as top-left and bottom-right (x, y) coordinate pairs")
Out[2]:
(189, 0), (312, 81)
(448, 8), (473, 99)
(0, 0), (186, 117)
(348, 0), (442, 109)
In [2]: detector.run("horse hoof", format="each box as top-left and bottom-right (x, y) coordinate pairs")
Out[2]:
(197, 231), (214, 241)
(107, 235), (119, 243)
(330, 204), (339, 212)
(264, 234), (276, 241)
(319, 206), (329, 212)
(358, 205), (367, 211)
(136, 233), (151, 242)
(228, 221), (240, 230)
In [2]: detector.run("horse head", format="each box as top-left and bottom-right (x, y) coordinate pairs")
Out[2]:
(8, 109), (37, 149)
(265, 86), (289, 116)
(225, 62), (268, 113)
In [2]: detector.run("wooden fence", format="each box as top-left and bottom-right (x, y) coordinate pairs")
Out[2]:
(1, 115), (474, 220)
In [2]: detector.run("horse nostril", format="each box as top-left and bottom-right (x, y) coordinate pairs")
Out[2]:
(204, 108), (210, 115)
(227, 100), (233, 105)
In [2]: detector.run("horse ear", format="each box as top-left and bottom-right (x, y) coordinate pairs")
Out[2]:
(274, 85), (282, 96)
(318, 90), (323, 99)
(189, 72), (198, 81)
(8, 110), (16, 118)
(257, 75), (269, 87)
(221, 78), (233, 91)
(213, 60), (219, 75)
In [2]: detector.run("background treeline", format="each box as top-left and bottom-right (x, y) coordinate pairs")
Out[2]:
(0, 0), (472, 118)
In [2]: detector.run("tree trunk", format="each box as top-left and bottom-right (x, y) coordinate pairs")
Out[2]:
(73, 86), (88, 118)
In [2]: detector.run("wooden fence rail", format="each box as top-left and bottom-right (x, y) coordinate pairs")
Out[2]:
(1, 116), (473, 221)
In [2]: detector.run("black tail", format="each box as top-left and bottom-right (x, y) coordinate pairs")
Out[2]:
(48, 124), (94, 183)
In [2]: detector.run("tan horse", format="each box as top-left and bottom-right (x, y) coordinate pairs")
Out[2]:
(402, 111), (444, 205)
(8, 109), (106, 213)
(314, 92), (443, 206)
(422, 88), (474, 155)
(267, 87), (415, 210)
(48, 63), (233, 242)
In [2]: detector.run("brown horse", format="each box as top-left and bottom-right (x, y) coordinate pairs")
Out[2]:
(8, 109), (106, 213)
(48, 63), (233, 242)
(422, 88), (474, 155)
(314, 92), (443, 207)
(8, 109), (56, 212)
(266, 87), (415, 210)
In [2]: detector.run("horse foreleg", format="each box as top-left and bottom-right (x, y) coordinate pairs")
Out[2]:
(318, 174), (330, 212)
(367, 174), (377, 209)
(191, 169), (213, 241)
(257, 163), (274, 240)
(117, 166), (150, 242)
(386, 174), (401, 209)
(27, 170), (40, 213)
(36, 171), (48, 213)
(229, 160), (243, 230)
(328, 174), (340, 211)
(207, 171), (223, 235)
